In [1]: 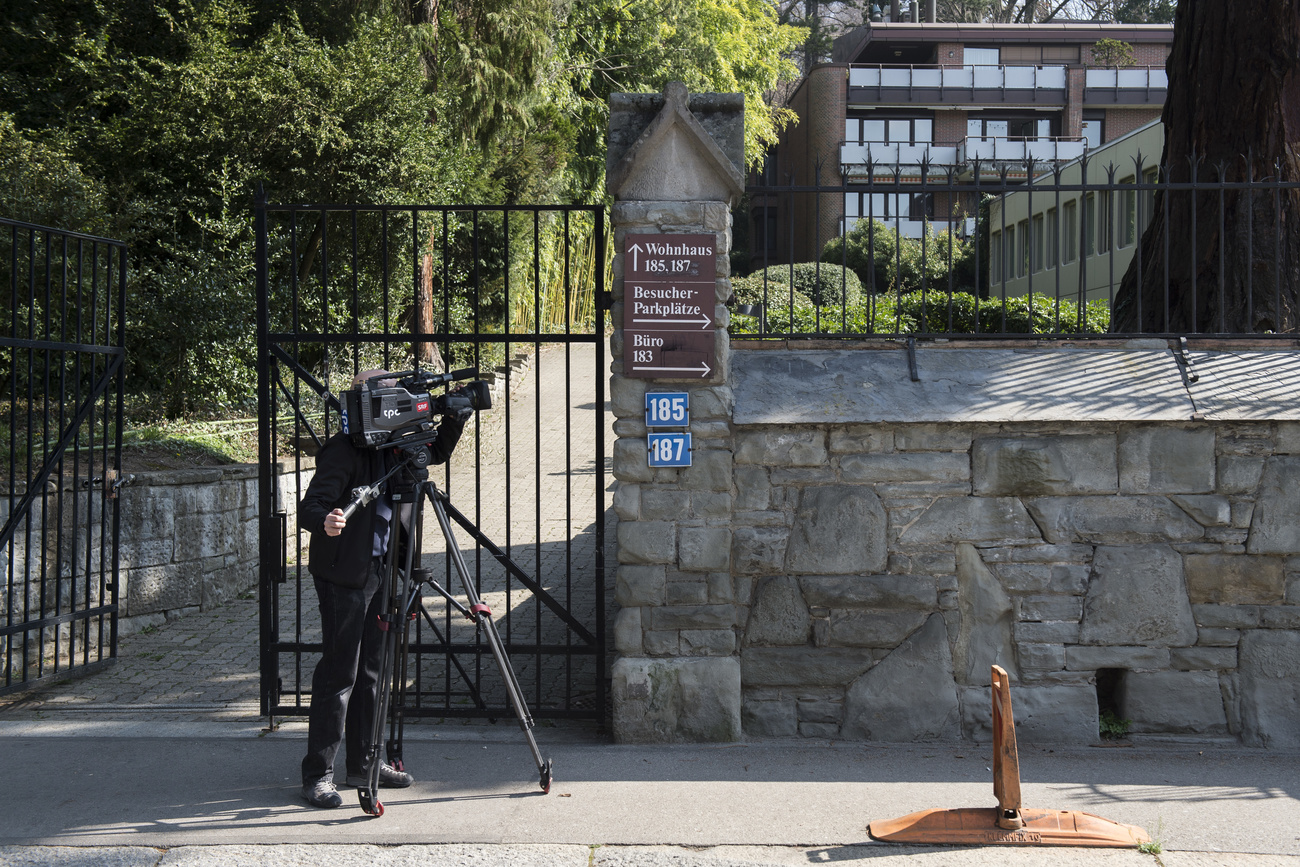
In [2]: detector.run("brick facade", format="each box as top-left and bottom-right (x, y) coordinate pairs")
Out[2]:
(1105, 107), (1163, 143)
(779, 65), (847, 262)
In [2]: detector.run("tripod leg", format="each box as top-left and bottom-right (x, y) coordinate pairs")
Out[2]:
(425, 483), (553, 793)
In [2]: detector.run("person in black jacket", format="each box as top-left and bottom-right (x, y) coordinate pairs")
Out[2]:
(297, 369), (465, 809)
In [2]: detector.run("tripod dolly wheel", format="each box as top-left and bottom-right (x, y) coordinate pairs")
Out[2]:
(540, 758), (553, 794)
(358, 789), (384, 817)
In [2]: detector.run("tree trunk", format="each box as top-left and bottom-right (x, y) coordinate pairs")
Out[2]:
(1112, 0), (1300, 333)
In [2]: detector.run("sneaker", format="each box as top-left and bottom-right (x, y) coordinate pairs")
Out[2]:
(302, 778), (343, 809)
(345, 761), (414, 789)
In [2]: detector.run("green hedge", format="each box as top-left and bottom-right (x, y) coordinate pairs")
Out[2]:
(731, 290), (1111, 336)
(732, 262), (863, 307)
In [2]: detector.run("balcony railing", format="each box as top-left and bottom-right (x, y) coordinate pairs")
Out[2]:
(840, 137), (1086, 171)
(849, 64), (1069, 90)
(1084, 66), (1168, 89)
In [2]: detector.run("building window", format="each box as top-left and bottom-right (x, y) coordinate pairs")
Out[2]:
(1099, 189), (1113, 254)
(1082, 113), (1104, 149)
(1063, 200), (1078, 264)
(846, 115), (933, 145)
(1032, 214), (1045, 272)
(1120, 176), (1137, 247)
(1084, 193), (1096, 256)
(967, 117), (1053, 141)
(991, 230), (1002, 282)
(1046, 207), (1059, 269)
(965, 47), (1000, 65)
(753, 209), (778, 253)
(1017, 220), (1030, 278)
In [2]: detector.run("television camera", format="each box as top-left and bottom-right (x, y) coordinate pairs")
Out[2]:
(342, 367), (491, 460)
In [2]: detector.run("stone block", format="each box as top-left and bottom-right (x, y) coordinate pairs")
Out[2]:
(650, 604), (734, 630)
(125, 563), (199, 616)
(744, 576), (811, 646)
(841, 453), (969, 484)
(800, 574), (936, 609)
(1027, 496), (1204, 544)
(741, 646), (875, 687)
(1171, 646), (1237, 670)
(1232, 501), (1255, 529)
(898, 497), (1041, 545)
(731, 526), (789, 575)
(800, 721), (840, 738)
(614, 607), (643, 653)
(680, 629), (736, 655)
(1079, 545), (1197, 647)
(681, 449), (732, 492)
(644, 630), (679, 656)
(1198, 628), (1241, 646)
(1017, 643), (1066, 672)
(995, 563), (1090, 595)
(691, 420), (731, 439)
(613, 483), (640, 520)
(609, 375), (648, 418)
(1118, 426), (1215, 493)
(679, 527), (731, 572)
(707, 572), (734, 603)
(893, 425), (972, 452)
(972, 435), (1116, 496)
(612, 438), (654, 482)
(842, 614), (960, 742)
(952, 543), (1015, 686)
(734, 430), (826, 467)
(827, 609), (928, 647)
(617, 521), (676, 565)
(1218, 455), (1265, 495)
(612, 657), (742, 743)
(1235, 630), (1300, 749)
(201, 560), (251, 610)
(1248, 457), (1300, 554)
(1017, 621), (1081, 644)
(798, 700), (842, 724)
(1275, 421), (1300, 454)
(1018, 596), (1084, 622)
(742, 699), (797, 736)
(1065, 645), (1171, 670)
(786, 486), (887, 574)
(1184, 554), (1285, 604)
(1170, 495), (1232, 527)
(1192, 604), (1260, 628)
(665, 580), (708, 605)
(692, 492), (732, 518)
(1119, 671), (1227, 733)
(639, 489), (688, 521)
(1262, 606), (1300, 628)
(830, 426), (894, 453)
(733, 466), (770, 511)
(962, 683), (1098, 745)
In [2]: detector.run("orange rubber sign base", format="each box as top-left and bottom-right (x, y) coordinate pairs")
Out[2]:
(868, 665), (1151, 848)
(869, 807), (1151, 848)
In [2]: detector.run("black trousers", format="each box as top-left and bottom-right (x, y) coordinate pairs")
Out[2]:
(302, 558), (386, 785)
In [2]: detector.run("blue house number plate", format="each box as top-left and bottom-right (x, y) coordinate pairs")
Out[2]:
(645, 392), (689, 427)
(648, 432), (692, 467)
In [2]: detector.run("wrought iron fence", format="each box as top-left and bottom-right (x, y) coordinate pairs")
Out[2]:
(1, 217), (126, 696)
(740, 154), (1300, 340)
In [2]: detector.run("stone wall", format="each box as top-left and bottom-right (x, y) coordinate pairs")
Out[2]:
(610, 345), (1300, 749)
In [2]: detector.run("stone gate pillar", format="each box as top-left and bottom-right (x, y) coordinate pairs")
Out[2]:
(606, 82), (745, 742)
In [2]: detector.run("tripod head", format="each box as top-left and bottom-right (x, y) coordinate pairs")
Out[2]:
(339, 444), (435, 518)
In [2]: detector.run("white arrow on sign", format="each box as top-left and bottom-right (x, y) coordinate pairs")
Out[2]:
(628, 243), (644, 272)
(633, 360), (712, 377)
(632, 313), (711, 329)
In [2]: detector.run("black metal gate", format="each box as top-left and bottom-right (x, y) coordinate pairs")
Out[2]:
(1, 218), (127, 696)
(255, 192), (607, 725)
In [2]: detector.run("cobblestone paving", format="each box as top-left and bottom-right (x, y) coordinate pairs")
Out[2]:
(0, 341), (615, 727)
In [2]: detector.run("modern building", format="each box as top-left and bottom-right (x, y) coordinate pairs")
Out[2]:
(751, 20), (1173, 265)
(987, 118), (1163, 303)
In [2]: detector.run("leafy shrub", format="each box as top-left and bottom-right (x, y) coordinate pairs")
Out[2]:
(733, 262), (863, 307)
(821, 219), (975, 296)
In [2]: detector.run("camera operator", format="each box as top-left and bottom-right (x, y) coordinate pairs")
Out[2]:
(297, 368), (467, 809)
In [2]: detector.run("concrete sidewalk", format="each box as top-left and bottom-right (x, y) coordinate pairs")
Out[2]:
(1, 719), (1298, 865)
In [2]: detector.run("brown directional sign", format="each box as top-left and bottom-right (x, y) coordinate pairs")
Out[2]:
(623, 233), (717, 379)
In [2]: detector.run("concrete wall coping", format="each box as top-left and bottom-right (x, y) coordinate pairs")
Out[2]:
(732, 345), (1300, 424)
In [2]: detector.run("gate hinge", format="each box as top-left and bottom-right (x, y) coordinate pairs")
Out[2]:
(600, 290), (614, 311)
(106, 470), (135, 499)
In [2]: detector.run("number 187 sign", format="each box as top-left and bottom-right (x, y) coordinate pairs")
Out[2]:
(648, 433), (692, 467)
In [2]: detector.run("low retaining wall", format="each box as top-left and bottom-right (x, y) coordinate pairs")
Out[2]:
(609, 344), (1300, 749)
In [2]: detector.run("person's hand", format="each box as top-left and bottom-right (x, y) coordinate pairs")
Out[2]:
(324, 508), (347, 537)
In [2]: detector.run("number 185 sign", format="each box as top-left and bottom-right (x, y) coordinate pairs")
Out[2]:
(645, 392), (689, 427)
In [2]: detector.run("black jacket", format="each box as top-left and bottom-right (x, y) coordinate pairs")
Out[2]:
(299, 419), (464, 588)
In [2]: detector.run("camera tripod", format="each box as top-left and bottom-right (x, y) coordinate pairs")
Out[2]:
(342, 448), (553, 817)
